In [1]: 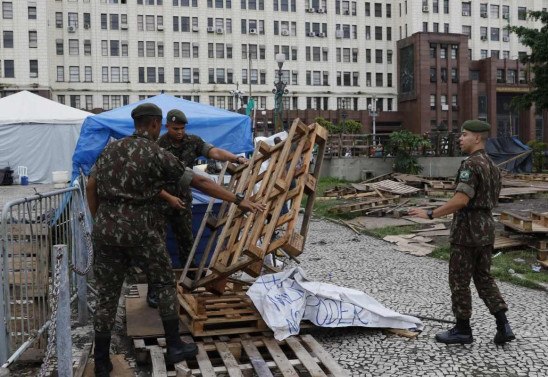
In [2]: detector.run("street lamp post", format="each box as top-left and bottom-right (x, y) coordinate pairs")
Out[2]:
(229, 82), (244, 112)
(272, 53), (289, 133)
(339, 98), (348, 134)
(367, 96), (380, 145)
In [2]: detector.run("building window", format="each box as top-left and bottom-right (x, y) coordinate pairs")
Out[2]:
(69, 39), (79, 55)
(496, 69), (504, 83)
(28, 31), (38, 48)
(430, 67), (437, 82)
(490, 27), (500, 41)
(462, 25), (471, 39)
(3, 31), (13, 48)
(56, 39), (64, 55)
(68, 12), (78, 28)
(85, 95), (93, 110)
(57, 66), (64, 82)
(85, 66), (92, 82)
(28, 6), (37, 20)
(69, 66), (80, 82)
(462, 2), (471, 16)
(58, 95), (65, 105)
(70, 95), (80, 109)
(517, 7), (527, 21)
(29, 60), (38, 78)
(84, 40), (92, 55)
(2, 2), (13, 19)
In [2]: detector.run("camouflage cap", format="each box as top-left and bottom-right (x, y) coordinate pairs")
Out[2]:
(131, 103), (162, 119)
(166, 109), (188, 124)
(462, 120), (491, 133)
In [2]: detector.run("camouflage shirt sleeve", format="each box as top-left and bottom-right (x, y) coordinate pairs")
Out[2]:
(179, 168), (194, 192)
(455, 159), (478, 199)
(193, 135), (214, 158)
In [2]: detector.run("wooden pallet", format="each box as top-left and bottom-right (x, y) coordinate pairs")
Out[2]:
(512, 173), (548, 182)
(500, 212), (548, 234)
(368, 180), (421, 195)
(424, 180), (455, 190)
(135, 334), (349, 377)
(182, 119), (327, 292)
(329, 196), (400, 214)
(177, 286), (268, 337)
(493, 235), (526, 250)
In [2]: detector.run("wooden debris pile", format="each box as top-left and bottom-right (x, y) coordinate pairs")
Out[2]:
(321, 172), (548, 259)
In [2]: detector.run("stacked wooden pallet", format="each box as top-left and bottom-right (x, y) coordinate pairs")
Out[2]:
(499, 212), (548, 234)
(181, 119), (327, 293)
(177, 285), (268, 337)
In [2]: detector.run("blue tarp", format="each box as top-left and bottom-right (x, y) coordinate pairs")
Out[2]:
(486, 136), (532, 173)
(71, 93), (253, 179)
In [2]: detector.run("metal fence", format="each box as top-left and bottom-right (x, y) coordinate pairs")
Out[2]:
(0, 184), (91, 371)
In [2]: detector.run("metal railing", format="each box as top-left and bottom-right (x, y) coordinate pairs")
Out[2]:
(324, 132), (462, 158)
(0, 184), (91, 372)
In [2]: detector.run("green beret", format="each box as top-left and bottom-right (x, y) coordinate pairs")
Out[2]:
(166, 109), (188, 124)
(131, 103), (162, 119)
(461, 120), (491, 133)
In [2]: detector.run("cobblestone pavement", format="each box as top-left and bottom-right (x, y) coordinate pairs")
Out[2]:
(298, 218), (548, 377)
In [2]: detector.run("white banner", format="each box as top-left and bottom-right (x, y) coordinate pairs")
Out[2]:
(247, 267), (423, 340)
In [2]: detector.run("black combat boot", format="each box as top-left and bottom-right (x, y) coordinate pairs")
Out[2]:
(162, 318), (198, 364)
(435, 319), (473, 344)
(147, 284), (159, 309)
(94, 331), (113, 377)
(494, 311), (515, 344)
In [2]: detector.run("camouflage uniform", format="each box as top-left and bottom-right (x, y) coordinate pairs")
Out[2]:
(157, 133), (213, 266)
(91, 131), (193, 332)
(448, 149), (508, 320)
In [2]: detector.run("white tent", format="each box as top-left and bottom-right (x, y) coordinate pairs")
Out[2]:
(0, 91), (91, 184)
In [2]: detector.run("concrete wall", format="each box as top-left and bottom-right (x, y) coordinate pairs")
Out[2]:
(320, 156), (463, 181)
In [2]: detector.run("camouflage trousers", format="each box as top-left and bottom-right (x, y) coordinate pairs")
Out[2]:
(93, 241), (178, 333)
(449, 244), (508, 320)
(167, 202), (194, 268)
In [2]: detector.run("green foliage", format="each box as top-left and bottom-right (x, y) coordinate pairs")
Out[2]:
(508, 10), (548, 110)
(386, 130), (431, 174)
(314, 116), (362, 134)
(339, 119), (363, 134)
(314, 116), (334, 130)
(527, 140), (547, 173)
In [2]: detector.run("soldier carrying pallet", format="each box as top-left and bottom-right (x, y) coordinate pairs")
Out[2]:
(86, 103), (264, 377)
(409, 120), (515, 345)
(145, 109), (249, 308)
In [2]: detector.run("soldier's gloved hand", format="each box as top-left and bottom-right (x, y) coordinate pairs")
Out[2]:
(166, 195), (186, 210)
(238, 199), (265, 213)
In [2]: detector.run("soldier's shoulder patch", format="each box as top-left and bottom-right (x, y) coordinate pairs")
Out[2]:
(459, 169), (471, 181)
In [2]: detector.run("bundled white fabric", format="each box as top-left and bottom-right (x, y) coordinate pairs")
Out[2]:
(247, 267), (423, 340)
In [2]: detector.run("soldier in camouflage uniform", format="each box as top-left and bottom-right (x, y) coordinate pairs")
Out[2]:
(409, 120), (514, 345)
(146, 109), (248, 307)
(87, 103), (263, 376)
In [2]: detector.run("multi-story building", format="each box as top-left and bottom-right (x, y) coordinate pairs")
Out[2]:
(0, 0), (546, 141)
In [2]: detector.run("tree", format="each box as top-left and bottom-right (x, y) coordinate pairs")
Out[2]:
(527, 140), (547, 173)
(508, 10), (548, 110)
(386, 130), (431, 174)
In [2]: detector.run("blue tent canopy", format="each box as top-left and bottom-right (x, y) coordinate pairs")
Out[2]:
(71, 93), (253, 179)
